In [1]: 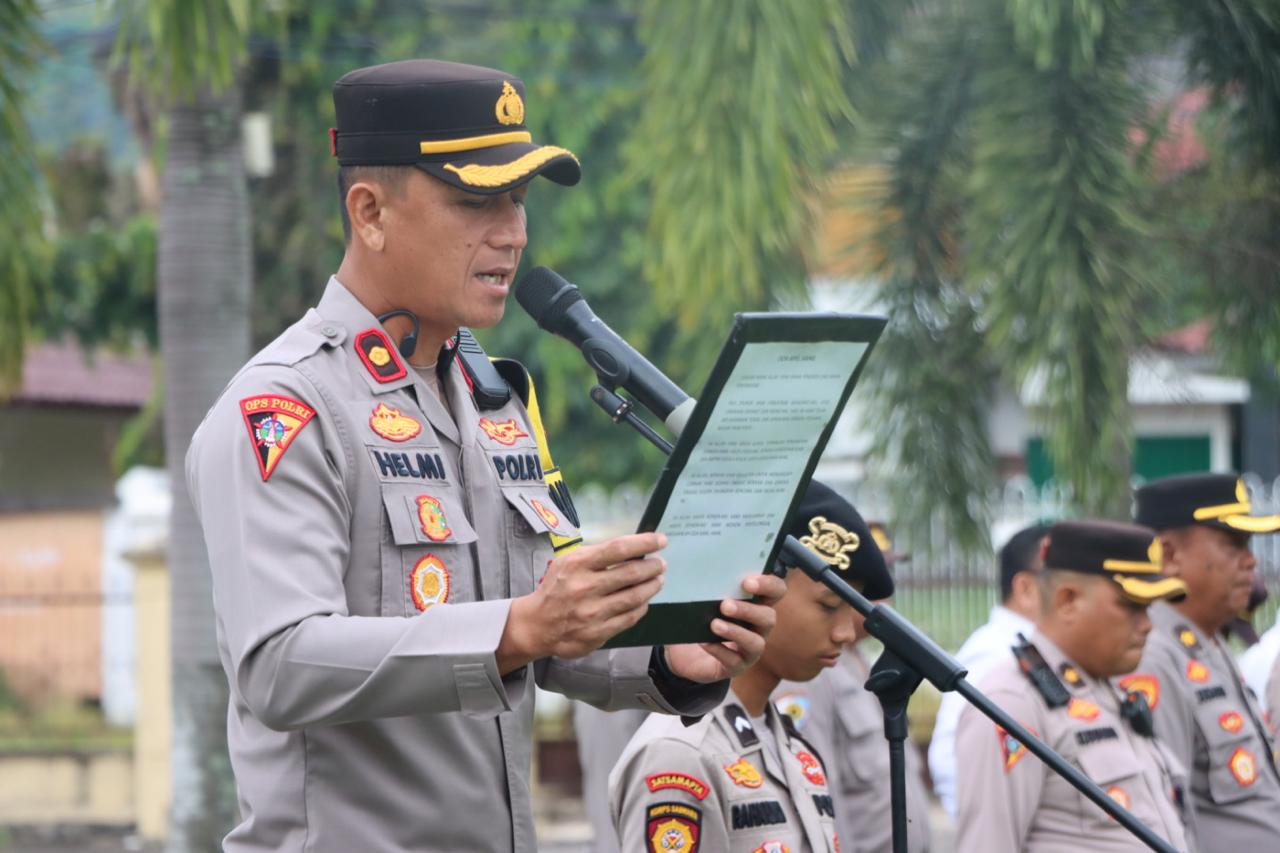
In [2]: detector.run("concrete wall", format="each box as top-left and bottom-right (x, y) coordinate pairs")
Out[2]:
(0, 749), (132, 825)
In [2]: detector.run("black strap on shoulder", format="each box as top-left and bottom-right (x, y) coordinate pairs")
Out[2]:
(450, 328), (512, 410)
(1012, 633), (1072, 709)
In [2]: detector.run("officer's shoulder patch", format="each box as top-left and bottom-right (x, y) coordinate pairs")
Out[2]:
(1175, 624), (1202, 656)
(1059, 663), (1084, 688)
(354, 328), (407, 383)
(723, 703), (760, 748)
(239, 394), (316, 481)
(646, 802), (701, 853)
(996, 724), (1034, 773)
(645, 771), (709, 800)
(1117, 673), (1160, 711)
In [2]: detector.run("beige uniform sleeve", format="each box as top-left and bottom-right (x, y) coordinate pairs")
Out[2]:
(187, 366), (517, 730)
(954, 686), (1046, 853)
(611, 736), (730, 853)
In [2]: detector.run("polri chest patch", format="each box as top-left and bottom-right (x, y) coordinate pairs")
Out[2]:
(239, 395), (316, 481)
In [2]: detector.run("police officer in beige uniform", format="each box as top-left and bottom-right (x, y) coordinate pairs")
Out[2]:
(1133, 474), (1280, 851)
(955, 520), (1192, 853)
(609, 481), (893, 852)
(774, 521), (932, 853)
(185, 59), (785, 853)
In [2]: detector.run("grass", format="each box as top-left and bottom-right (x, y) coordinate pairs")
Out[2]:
(0, 700), (132, 753)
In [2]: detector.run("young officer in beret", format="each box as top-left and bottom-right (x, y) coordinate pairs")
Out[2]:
(773, 519), (933, 853)
(1133, 473), (1280, 850)
(954, 520), (1192, 853)
(185, 59), (784, 853)
(608, 480), (892, 853)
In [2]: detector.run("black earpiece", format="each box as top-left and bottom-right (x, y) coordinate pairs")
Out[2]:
(376, 309), (420, 359)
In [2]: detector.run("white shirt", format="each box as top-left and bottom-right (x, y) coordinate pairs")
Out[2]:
(928, 605), (1036, 818)
(1239, 611), (1280, 713)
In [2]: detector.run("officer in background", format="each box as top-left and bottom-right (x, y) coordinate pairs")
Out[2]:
(609, 481), (893, 852)
(955, 520), (1191, 853)
(929, 523), (1049, 818)
(1134, 474), (1280, 849)
(573, 702), (647, 853)
(773, 520), (932, 853)
(185, 59), (785, 852)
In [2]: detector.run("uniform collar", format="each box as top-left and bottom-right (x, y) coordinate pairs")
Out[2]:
(315, 276), (416, 397)
(991, 604), (1036, 634)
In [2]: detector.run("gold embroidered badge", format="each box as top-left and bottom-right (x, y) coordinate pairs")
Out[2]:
(369, 403), (422, 442)
(495, 81), (525, 126)
(479, 416), (529, 446)
(1067, 698), (1101, 721)
(416, 495), (452, 542)
(1186, 660), (1210, 683)
(409, 554), (450, 611)
(1229, 746), (1258, 786)
(1106, 785), (1131, 810)
(369, 346), (391, 367)
(722, 757), (763, 788)
(799, 516), (861, 570)
(530, 498), (560, 530)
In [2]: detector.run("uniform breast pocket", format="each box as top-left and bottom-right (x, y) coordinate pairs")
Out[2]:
(836, 696), (886, 786)
(499, 485), (576, 597)
(378, 485), (478, 616)
(1076, 739), (1154, 827)
(1200, 713), (1263, 804)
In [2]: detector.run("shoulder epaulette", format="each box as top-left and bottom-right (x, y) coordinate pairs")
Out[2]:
(1012, 634), (1071, 709)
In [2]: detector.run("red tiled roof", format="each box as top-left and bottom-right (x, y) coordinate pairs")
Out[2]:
(1156, 318), (1213, 355)
(12, 341), (153, 408)
(1129, 87), (1210, 179)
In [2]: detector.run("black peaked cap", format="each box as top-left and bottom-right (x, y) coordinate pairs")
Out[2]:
(1044, 519), (1186, 605)
(1134, 473), (1280, 534)
(785, 480), (893, 600)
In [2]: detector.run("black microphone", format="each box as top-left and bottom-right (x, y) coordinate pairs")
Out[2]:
(515, 266), (698, 436)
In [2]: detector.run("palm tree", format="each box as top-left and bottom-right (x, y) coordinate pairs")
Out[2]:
(113, 0), (256, 846)
(0, 0), (45, 391)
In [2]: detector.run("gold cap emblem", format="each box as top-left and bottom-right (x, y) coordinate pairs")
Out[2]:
(1148, 538), (1163, 568)
(496, 81), (525, 126)
(800, 516), (861, 570)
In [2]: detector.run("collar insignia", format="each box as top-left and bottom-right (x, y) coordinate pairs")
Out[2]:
(355, 328), (407, 383)
(495, 81), (525, 126)
(239, 394), (316, 482)
(479, 416), (529, 446)
(1059, 663), (1084, 688)
(723, 704), (760, 748)
(799, 516), (861, 570)
(369, 403), (422, 441)
(1176, 625), (1202, 655)
(723, 757), (763, 788)
(1117, 673), (1160, 710)
(409, 554), (450, 611)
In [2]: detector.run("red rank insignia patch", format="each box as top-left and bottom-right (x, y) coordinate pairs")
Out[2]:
(479, 416), (528, 446)
(1067, 698), (1101, 722)
(645, 772), (709, 800)
(1117, 673), (1160, 710)
(369, 403), (421, 441)
(409, 555), (449, 611)
(354, 328), (407, 383)
(1186, 660), (1210, 683)
(794, 750), (826, 786)
(997, 725), (1033, 773)
(240, 395), (316, 481)
(646, 802), (701, 853)
(1229, 746), (1258, 786)
(1219, 711), (1245, 734)
(416, 495), (452, 542)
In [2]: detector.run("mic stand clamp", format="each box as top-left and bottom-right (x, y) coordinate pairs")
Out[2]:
(589, 384), (674, 454)
(864, 649), (925, 853)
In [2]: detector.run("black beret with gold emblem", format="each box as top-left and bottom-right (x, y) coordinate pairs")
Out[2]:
(784, 480), (893, 600)
(1134, 473), (1280, 534)
(1043, 519), (1186, 605)
(332, 59), (580, 194)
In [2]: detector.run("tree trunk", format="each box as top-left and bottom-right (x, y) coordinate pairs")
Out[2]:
(160, 81), (250, 851)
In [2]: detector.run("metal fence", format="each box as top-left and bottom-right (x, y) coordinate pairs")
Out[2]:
(575, 473), (1280, 653)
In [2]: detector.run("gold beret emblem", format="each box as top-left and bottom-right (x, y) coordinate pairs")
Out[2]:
(800, 516), (861, 570)
(495, 81), (525, 126)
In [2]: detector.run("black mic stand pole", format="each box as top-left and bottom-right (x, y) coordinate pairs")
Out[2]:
(588, 385), (1178, 853)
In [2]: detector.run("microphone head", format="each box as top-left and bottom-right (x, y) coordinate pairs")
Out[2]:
(515, 266), (583, 333)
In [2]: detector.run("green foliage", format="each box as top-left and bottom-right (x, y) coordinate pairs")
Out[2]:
(0, 0), (46, 392)
(111, 0), (256, 99)
(630, 0), (856, 370)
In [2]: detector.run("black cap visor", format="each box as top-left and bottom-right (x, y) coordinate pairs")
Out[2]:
(417, 140), (581, 195)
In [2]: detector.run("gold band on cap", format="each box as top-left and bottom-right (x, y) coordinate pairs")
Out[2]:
(1102, 559), (1161, 574)
(419, 131), (533, 155)
(444, 146), (578, 188)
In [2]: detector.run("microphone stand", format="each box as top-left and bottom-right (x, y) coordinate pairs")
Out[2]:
(588, 385), (1178, 853)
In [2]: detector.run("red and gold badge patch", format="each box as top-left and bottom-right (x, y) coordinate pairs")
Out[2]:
(646, 802), (700, 853)
(530, 497), (561, 530)
(354, 328), (407, 383)
(409, 555), (450, 611)
(997, 725), (1033, 773)
(479, 416), (529, 446)
(1229, 746), (1258, 786)
(723, 757), (764, 788)
(1067, 698), (1101, 722)
(645, 772), (709, 801)
(794, 751), (826, 786)
(369, 403), (421, 441)
(416, 495), (452, 542)
(1186, 660), (1210, 684)
(239, 395), (316, 481)
(1117, 673), (1160, 710)
(1106, 785), (1131, 810)
(1219, 711), (1245, 734)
